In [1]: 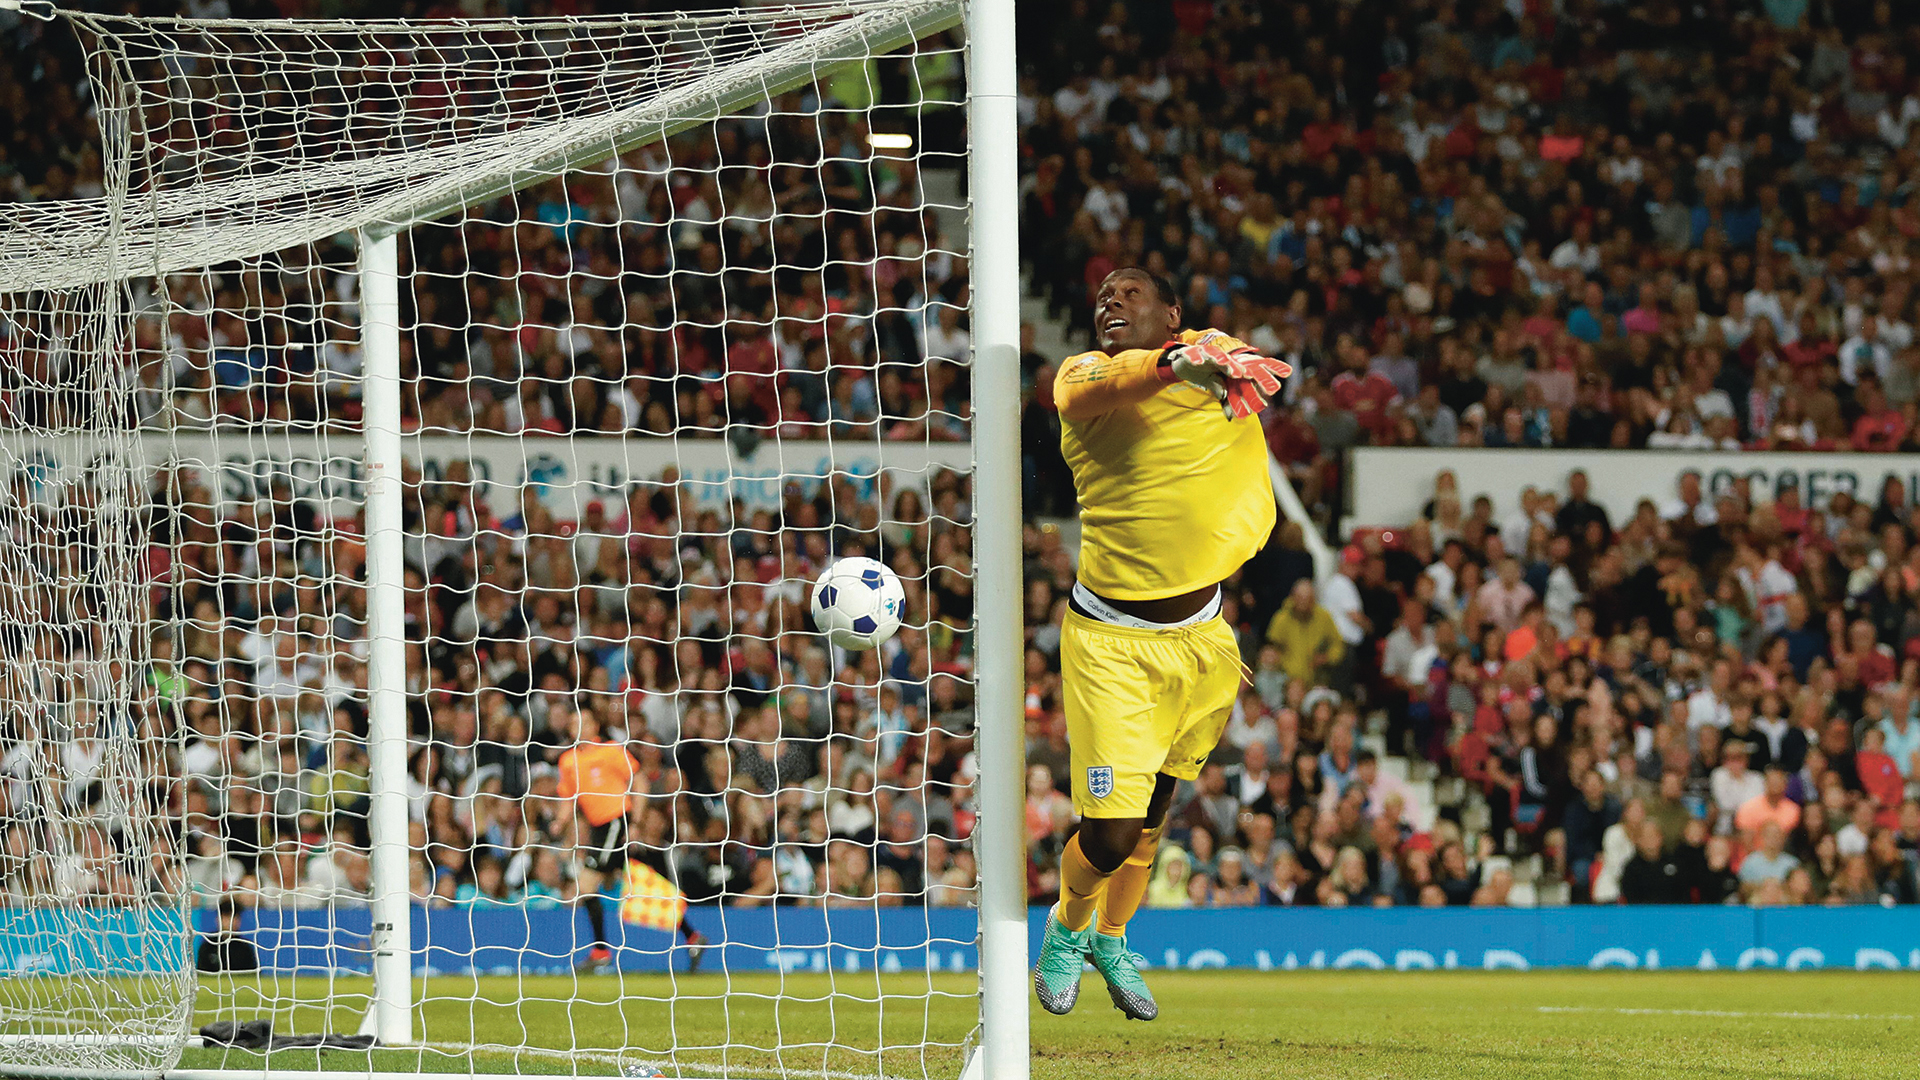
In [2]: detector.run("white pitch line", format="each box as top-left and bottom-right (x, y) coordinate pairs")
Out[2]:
(0, 1014), (106, 1030)
(1538, 1006), (1915, 1022)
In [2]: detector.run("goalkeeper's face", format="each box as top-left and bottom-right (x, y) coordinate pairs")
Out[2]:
(1095, 270), (1179, 354)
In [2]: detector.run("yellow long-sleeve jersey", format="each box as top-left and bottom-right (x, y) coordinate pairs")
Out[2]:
(1054, 328), (1277, 601)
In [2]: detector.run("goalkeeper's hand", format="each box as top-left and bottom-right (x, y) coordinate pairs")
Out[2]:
(1165, 340), (1293, 420)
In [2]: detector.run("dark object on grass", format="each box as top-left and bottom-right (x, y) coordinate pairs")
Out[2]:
(199, 1019), (379, 1051)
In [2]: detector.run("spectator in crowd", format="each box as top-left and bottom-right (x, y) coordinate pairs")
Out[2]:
(1735, 766), (1802, 844)
(1620, 824), (1683, 905)
(1146, 846), (1193, 910)
(196, 898), (260, 974)
(1564, 770), (1619, 901)
(1265, 581), (1345, 687)
(1590, 799), (1644, 905)
(1738, 824), (1801, 894)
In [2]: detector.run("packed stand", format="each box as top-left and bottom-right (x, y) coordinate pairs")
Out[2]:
(11, 0), (1920, 921)
(1014, 0), (1920, 908)
(1017, 0), (1920, 526)
(1021, 464), (1920, 909)
(0, 459), (984, 912)
(0, 2), (983, 913)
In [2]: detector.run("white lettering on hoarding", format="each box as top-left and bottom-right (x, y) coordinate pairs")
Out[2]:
(0, 433), (972, 521)
(1394, 949), (1436, 971)
(1331, 949), (1385, 970)
(1587, 948), (1638, 969)
(1349, 449), (1920, 534)
(1854, 948), (1900, 970)
(1783, 948), (1825, 971)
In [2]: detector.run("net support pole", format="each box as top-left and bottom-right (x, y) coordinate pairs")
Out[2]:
(357, 227), (416, 1047)
(964, 0), (1030, 1077)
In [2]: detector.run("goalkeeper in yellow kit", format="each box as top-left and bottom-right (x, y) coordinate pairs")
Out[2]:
(1033, 268), (1290, 1020)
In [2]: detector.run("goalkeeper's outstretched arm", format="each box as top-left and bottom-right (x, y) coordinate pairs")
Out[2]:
(1052, 346), (1181, 421)
(1054, 329), (1288, 422)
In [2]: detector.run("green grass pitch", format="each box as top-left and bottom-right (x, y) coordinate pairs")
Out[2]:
(117, 970), (1920, 1077)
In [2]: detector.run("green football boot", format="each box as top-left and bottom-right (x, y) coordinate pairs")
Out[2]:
(1032, 904), (1091, 1014)
(1087, 930), (1157, 1021)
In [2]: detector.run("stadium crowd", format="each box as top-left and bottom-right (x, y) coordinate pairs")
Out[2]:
(1017, 0), (1920, 520)
(6, 0), (1920, 920)
(0, 3), (981, 915)
(129, 453), (985, 915)
(1014, 0), (1920, 910)
(1022, 462), (1920, 909)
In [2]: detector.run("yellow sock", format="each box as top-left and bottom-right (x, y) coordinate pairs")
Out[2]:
(1056, 834), (1109, 932)
(1096, 826), (1161, 937)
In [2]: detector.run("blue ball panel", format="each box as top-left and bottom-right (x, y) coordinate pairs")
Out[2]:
(852, 615), (878, 635)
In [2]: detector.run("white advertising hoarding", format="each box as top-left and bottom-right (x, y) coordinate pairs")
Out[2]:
(0, 432), (974, 520)
(1347, 447), (1920, 532)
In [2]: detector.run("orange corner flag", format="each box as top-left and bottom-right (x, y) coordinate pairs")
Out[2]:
(620, 862), (686, 931)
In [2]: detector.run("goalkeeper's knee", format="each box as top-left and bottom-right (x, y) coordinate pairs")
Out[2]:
(1125, 824), (1164, 867)
(1075, 818), (1147, 874)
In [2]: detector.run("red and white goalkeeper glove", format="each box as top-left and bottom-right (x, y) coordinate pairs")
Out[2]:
(1162, 340), (1293, 420)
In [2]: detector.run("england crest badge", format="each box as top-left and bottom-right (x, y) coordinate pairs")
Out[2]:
(1086, 766), (1114, 800)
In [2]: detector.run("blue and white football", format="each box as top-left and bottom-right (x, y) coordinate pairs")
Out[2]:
(809, 556), (906, 650)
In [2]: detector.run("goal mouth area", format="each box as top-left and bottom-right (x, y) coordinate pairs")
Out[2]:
(0, 940), (981, 1078)
(0, 0), (1024, 1075)
(0, 1035), (963, 1080)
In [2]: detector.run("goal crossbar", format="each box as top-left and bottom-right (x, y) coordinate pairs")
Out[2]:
(0, 0), (964, 295)
(361, 0), (965, 237)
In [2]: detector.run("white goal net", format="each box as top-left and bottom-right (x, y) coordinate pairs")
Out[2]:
(0, 2), (1022, 1077)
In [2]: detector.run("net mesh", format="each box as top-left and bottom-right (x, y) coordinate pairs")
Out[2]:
(0, 280), (193, 1076)
(0, 3), (983, 1076)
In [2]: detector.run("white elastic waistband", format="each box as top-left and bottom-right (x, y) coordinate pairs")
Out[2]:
(1070, 581), (1221, 630)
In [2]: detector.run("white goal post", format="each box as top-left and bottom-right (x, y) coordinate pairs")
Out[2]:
(0, 0), (1027, 1077)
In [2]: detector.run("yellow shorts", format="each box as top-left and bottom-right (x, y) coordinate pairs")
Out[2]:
(1060, 609), (1244, 818)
